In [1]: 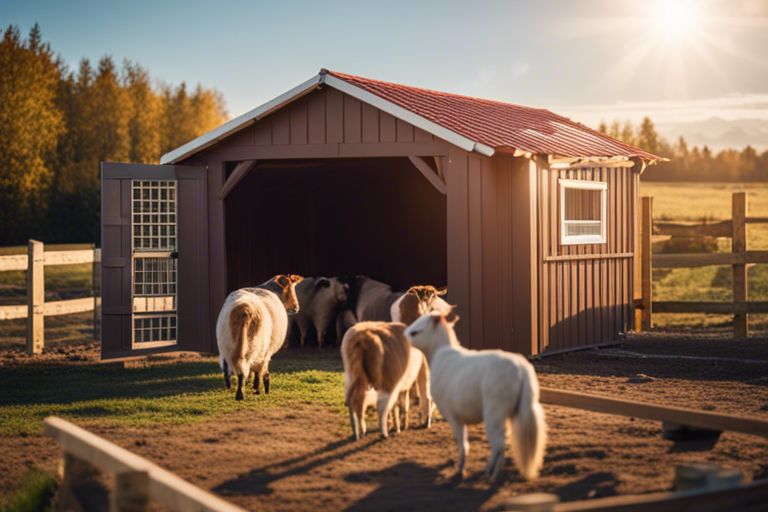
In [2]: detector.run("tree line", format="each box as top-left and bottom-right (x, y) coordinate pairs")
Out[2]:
(0, 25), (227, 245)
(597, 117), (768, 182)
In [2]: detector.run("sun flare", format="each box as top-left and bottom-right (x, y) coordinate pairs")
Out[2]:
(653, 0), (702, 43)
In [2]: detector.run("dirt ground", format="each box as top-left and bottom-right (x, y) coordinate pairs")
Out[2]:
(1, 328), (767, 511)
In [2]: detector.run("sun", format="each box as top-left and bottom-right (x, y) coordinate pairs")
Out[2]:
(653, 0), (702, 43)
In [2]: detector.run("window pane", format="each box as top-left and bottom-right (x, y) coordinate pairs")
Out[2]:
(564, 188), (601, 221)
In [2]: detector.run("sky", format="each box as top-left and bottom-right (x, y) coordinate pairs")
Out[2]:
(4, 0), (768, 146)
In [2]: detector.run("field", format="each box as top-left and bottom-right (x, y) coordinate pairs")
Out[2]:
(1, 336), (767, 511)
(640, 182), (768, 331)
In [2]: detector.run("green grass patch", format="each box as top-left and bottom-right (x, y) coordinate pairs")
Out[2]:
(0, 468), (57, 512)
(0, 352), (345, 436)
(0, 263), (93, 306)
(641, 182), (768, 329)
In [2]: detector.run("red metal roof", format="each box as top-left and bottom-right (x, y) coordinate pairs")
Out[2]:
(327, 70), (662, 161)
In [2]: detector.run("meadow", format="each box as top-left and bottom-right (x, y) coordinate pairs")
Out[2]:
(640, 182), (768, 330)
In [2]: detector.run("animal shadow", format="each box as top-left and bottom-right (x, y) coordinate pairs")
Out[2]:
(213, 436), (375, 497)
(552, 471), (620, 501)
(345, 461), (494, 511)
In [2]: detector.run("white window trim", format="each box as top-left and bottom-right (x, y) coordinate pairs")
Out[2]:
(559, 178), (608, 245)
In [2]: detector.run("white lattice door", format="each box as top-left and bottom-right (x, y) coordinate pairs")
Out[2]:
(100, 163), (209, 359)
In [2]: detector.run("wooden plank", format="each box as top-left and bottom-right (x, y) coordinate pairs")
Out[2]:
(468, 156), (484, 346)
(0, 304), (26, 320)
(361, 103), (379, 143)
(44, 417), (246, 512)
(653, 251), (768, 268)
(93, 248), (101, 342)
(407, 156), (446, 194)
(27, 240), (44, 355)
(653, 220), (731, 237)
(45, 297), (96, 316)
(641, 197), (652, 330)
(1, 297), (97, 320)
(343, 95), (362, 143)
(653, 301), (768, 314)
(746, 216), (768, 224)
(216, 160), (257, 200)
(45, 249), (97, 266)
(540, 388), (768, 438)
(0, 253), (27, 271)
(111, 470), (150, 512)
(306, 90), (325, 144)
(543, 252), (633, 262)
(555, 478), (768, 512)
(289, 99), (308, 145)
(732, 192), (748, 338)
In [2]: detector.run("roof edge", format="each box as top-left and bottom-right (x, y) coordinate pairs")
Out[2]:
(323, 73), (495, 157)
(160, 73), (322, 165)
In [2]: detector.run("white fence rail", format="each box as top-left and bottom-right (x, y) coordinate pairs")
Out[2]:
(0, 240), (100, 354)
(45, 416), (246, 512)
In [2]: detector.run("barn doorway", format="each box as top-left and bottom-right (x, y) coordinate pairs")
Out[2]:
(224, 157), (447, 294)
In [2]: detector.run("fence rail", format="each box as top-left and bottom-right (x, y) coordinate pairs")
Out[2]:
(637, 192), (768, 337)
(0, 240), (100, 354)
(44, 416), (245, 512)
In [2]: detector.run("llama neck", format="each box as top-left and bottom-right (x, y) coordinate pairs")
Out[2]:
(422, 326), (460, 364)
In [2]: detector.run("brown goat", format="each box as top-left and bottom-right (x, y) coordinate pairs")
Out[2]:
(341, 321), (411, 440)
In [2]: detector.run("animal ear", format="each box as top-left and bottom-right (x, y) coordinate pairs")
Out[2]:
(315, 278), (331, 289)
(288, 274), (304, 284)
(275, 275), (290, 287)
(444, 305), (460, 325)
(436, 287), (448, 296)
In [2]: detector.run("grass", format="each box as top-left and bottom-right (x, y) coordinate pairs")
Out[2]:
(640, 182), (768, 330)
(0, 468), (57, 512)
(0, 352), (345, 436)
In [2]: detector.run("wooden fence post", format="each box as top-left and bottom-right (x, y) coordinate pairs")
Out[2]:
(641, 197), (653, 330)
(26, 239), (44, 355)
(111, 471), (150, 512)
(55, 452), (103, 512)
(732, 192), (748, 338)
(93, 247), (101, 341)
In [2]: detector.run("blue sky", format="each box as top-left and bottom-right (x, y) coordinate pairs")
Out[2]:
(4, 0), (768, 137)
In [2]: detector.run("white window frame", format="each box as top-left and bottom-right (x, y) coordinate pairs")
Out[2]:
(559, 178), (607, 245)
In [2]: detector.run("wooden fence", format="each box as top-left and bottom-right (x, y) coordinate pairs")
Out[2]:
(44, 416), (245, 512)
(0, 240), (100, 354)
(636, 192), (768, 337)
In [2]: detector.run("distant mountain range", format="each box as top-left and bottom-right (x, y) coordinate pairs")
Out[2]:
(655, 117), (768, 152)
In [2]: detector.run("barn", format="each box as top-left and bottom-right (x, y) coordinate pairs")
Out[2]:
(100, 69), (661, 360)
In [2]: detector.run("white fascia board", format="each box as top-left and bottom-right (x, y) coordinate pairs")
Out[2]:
(160, 74), (322, 164)
(323, 74), (495, 158)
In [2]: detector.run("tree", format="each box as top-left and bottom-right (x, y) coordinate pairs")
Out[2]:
(0, 24), (64, 242)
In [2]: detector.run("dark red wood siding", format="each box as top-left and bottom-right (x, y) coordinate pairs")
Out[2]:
(536, 164), (638, 353)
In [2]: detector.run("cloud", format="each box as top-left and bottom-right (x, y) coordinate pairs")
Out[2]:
(553, 94), (768, 126)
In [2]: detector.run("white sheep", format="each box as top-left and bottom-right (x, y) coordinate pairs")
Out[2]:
(405, 309), (547, 481)
(216, 274), (303, 400)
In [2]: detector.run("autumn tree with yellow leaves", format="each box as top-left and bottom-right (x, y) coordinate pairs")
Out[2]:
(0, 24), (227, 244)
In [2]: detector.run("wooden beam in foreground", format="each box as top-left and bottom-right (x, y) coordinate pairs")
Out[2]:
(554, 477), (768, 512)
(539, 388), (768, 439)
(44, 417), (246, 512)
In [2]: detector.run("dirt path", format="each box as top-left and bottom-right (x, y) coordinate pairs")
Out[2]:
(1, 329), (767, 510)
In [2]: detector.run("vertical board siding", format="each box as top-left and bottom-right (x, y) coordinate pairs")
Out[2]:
(446, 148), (471, 343)
(468, 156), (484, 346)
(537, 164), (637, 353)
(232, 88), (438, 149)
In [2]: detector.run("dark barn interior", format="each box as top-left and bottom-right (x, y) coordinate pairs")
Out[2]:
(224, 157), (447, 293)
